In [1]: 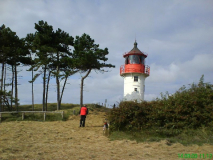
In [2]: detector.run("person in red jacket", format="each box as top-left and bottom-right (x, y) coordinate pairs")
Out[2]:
(79, 105), (88, 127)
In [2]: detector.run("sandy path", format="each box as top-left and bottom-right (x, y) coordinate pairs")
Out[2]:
(0, 112), (212, 160)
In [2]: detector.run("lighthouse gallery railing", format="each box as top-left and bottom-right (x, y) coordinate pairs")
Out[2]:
(120, 65), (150, 76)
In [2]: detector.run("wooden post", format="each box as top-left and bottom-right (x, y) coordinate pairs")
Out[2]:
(44, 112), (46, 121)
(0, 113), (1, 123)
(22, 113), (25, 120)
(73, 110), (75, 115)
(61, 111), (64, 119)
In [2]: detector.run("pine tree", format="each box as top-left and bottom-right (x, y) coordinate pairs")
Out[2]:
(28, 21), (78, 110)
(32, 20), (56, 111)
(50, 28), (74, 110)
(0, 25), (31, 111)
(73, 33), (115, 107)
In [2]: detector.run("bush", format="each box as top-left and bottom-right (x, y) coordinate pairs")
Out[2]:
(108, 75), (213, 132)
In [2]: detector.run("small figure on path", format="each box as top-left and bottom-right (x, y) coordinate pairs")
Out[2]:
(103, 121), (110, 136)
(103, 122), (108, 130)
(79, 105), (88, 127)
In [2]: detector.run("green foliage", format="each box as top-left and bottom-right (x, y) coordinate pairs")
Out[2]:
(86, 103), (111, 113)
(109, 127), (213, 146)
(0, 24), (32, 111)
(1, 22), (115, 111)
(0, 24), (31, 66)
(0, 112), (63, 122)
(108, 77), (213, 145)
(1, 103), (109, 122)
(73, 33), (115, 107)
(73, 33), (115, 71)
(16, 103), (78, 111)
(0, 90), (17, 111)
(108, 75), (213, 132)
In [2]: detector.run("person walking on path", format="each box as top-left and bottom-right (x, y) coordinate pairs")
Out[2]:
(79, 105), (88, 127)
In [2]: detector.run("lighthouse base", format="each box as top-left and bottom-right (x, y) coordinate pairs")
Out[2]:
(123, 73), (146, 102)
(123, 92), (143, 102)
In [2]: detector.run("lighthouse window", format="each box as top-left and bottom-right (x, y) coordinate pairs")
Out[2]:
(128, 55), (146, 64)
(129, 55), (140, 64)
(134, 88), (138, 92)
(140, 56), (145, 64)
(134, 76), (138, 82)
(125, 57), (129, 64)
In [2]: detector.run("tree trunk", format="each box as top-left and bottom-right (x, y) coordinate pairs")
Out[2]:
(0, 62), (4, 91)
(0, 62), (5, 112)
(31, 66), (34, 111)
(11, 65), (14, 110)
(80, 69), (92, 107)
(42, 65), (47, 111)
(3, 63), (7, 111)
(59, 75), (68, 108)
(56, 75), (60, 110)
(56, 52), (60, 110)
(14, 64), (18, 111)
(45, 71), (51, 111)
(3, 63), (6, 92)
(29, 53), (34, 111)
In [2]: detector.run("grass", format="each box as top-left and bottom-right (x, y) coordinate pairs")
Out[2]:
(0, 112), (64, 122)
(109, 127), (213, 146)
(17, 103), (79, 111)
(0, 103), (110, 122)
(3, 103), (212, 146)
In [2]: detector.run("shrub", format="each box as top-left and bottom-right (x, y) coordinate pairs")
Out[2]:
(108, 75), (213, 132)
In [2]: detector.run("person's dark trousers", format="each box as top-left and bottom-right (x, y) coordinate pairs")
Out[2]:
(80, 115), (86, 127)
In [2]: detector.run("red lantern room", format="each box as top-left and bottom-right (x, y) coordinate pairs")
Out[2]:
(120, 41), (150, 76)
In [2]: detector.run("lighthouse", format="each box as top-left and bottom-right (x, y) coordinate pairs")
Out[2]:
(120, 41), (150, 102)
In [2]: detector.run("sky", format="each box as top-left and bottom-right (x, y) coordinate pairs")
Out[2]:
(0, 0), (213, 107)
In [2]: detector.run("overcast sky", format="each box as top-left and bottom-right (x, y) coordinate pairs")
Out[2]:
(1, 0), (213, 107)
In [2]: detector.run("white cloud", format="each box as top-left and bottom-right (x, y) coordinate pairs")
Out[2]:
(149, 62), (180, 83)
(179, 54), (213, 80)
(148, 53), (213, 83)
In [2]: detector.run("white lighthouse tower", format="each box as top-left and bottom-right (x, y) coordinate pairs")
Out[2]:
(120, 41), (150, 101)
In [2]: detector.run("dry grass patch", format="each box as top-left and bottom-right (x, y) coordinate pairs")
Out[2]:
(0, 110), (213, 160)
